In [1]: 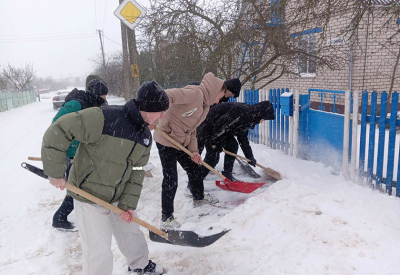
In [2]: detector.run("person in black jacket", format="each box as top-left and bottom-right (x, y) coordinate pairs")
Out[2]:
(197, 101), (275, 181)
(51, 77), (108, 231)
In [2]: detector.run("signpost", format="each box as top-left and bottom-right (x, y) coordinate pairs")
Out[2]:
(114, 0), (147, 30)
(114, 0), (146, 99)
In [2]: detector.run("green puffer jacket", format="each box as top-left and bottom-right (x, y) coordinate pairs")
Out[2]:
(42, 100), (151, 211)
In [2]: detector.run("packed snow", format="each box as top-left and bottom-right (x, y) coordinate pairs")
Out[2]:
(1, 92), (400, 275)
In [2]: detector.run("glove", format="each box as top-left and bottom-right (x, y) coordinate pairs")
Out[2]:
(247, 157), (257, 167)
(211, 145), (223, 153)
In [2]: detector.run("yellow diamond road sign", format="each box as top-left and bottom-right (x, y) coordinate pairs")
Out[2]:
(114, 0), (147, 30)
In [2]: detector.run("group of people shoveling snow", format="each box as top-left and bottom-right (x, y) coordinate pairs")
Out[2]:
(37, 72), (275, 275)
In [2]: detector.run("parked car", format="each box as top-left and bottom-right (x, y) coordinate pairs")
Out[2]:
(52, 91), (69, 110)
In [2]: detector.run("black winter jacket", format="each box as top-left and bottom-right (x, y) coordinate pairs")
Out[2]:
(63, 88), (106, 109)
(197, 102), (275, 159)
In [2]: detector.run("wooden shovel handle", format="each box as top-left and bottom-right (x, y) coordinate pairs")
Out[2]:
(154, 127), (226, 181)
(66, 183), (168, 239)
(28, 157), (42, 161)
(220, 148), (282, 181)
(29, 156), (74, 163)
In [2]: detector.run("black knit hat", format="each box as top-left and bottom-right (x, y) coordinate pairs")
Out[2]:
(87, 79), (108, 96)
(224, 78), (241, 97)
(86, 75), (103, 90)
(135, 81), (169, 112)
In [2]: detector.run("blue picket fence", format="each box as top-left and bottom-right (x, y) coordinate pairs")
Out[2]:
(238, 88), (292, 155)
(269, 88), (291, 154)
(358, 91), (400, 196)
(239, 88), (400, 197)
(244, 89), (260, 142)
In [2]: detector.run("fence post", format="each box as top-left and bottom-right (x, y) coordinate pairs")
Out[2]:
(260, 89), (263, 143)
(256, 89), (259, 144)
(276, 88), (281, 150)
(291, 88), (299, 157)
(385, 92), (399, 195)
(376, 92), (388, 190)
(350, 90), (359, 180)
(269, 89), (273, 148)
(265, 89), (269, 146)
(272, 89), (277, 149)
(358, 91), (368, 183)
(367, 91), (378, 185)
(342, 90), (351, 179)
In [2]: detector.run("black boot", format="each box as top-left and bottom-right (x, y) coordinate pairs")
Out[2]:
(52, 220), (77, 232)
(128, 260), (164, 274)
(222, 171), (237, 182)
(52, 195), (76, 231)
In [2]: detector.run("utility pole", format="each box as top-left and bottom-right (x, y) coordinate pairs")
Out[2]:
(97, 30), (107, 72)
(115, 0), (144, 100)
(127, 29), (140, 96)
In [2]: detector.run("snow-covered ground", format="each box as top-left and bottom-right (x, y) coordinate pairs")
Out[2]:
(1, 92), (400, 275)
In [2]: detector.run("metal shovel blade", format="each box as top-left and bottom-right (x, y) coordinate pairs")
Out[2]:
(236, 157), (262, 178)
(149, 229), (230, 247)
(21, 162), (49, 179)
(216, 179), (266, 193)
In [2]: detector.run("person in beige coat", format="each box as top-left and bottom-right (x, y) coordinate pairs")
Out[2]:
(154, 72), (236, 230)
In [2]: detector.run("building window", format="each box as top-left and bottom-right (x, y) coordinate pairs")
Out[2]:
(298, 35), (316, 76)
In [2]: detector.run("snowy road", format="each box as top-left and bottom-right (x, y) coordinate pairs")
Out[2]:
(1, 93), (400, 275)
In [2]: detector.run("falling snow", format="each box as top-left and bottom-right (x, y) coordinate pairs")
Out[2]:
(1, 91), (400, 274)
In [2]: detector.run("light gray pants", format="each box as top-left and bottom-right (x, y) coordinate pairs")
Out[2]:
(74, 200), (149, 275)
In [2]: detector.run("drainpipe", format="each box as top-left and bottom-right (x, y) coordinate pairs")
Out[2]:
(348, 23), (355, 93)
(362, 10), (370, 90)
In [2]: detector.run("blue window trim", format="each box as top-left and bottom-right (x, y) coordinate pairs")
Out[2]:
(290, 27), (322, 38)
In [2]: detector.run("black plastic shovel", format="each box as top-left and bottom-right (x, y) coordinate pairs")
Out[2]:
(21, 162), (229, 247)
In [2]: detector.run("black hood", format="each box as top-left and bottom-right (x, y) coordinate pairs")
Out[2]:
(247, 101), (275, 128)
(124, 99), (148, 129)
(64, 88), (106, 109)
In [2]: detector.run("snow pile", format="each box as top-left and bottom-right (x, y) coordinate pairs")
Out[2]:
(1, 93), (400, 274)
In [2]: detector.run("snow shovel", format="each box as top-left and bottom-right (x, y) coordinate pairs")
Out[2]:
(220, 149), (282, 181)
(154, 127), (266, 194)
(20, 162), (229, 247)
(235, 157), (261, 178)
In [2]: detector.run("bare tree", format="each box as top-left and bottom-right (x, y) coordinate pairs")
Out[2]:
(140, 0), (400, 89)
(0, 67), (10, 90)
(142, 0), (348, 89)
(90, 52), (124, 97)
(2, 63), (35, 92)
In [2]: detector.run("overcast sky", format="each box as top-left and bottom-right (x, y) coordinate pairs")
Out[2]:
(0, 0), (150, 80)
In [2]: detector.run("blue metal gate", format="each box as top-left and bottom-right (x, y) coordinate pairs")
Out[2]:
(299, 89), (346, 171)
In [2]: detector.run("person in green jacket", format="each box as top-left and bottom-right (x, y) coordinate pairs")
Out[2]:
(51, 76), (108, 231)
(41, 81), (169, 275)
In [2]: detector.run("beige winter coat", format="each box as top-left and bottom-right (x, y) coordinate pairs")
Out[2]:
(154, 72), (225, 152)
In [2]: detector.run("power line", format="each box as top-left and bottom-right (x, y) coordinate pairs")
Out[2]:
(0, 33), (96, 41)
(0, 30), (95, 39)
(0, 34), (97, 44)
(95, 0), (98, 29)
(103, 34), (122, 46)
(103, 0), (109, 29)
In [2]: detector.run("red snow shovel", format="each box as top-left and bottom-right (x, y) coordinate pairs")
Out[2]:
(154, 128), (266, 194)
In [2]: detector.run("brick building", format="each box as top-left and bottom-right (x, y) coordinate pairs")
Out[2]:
(238, 0), (400, 106)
